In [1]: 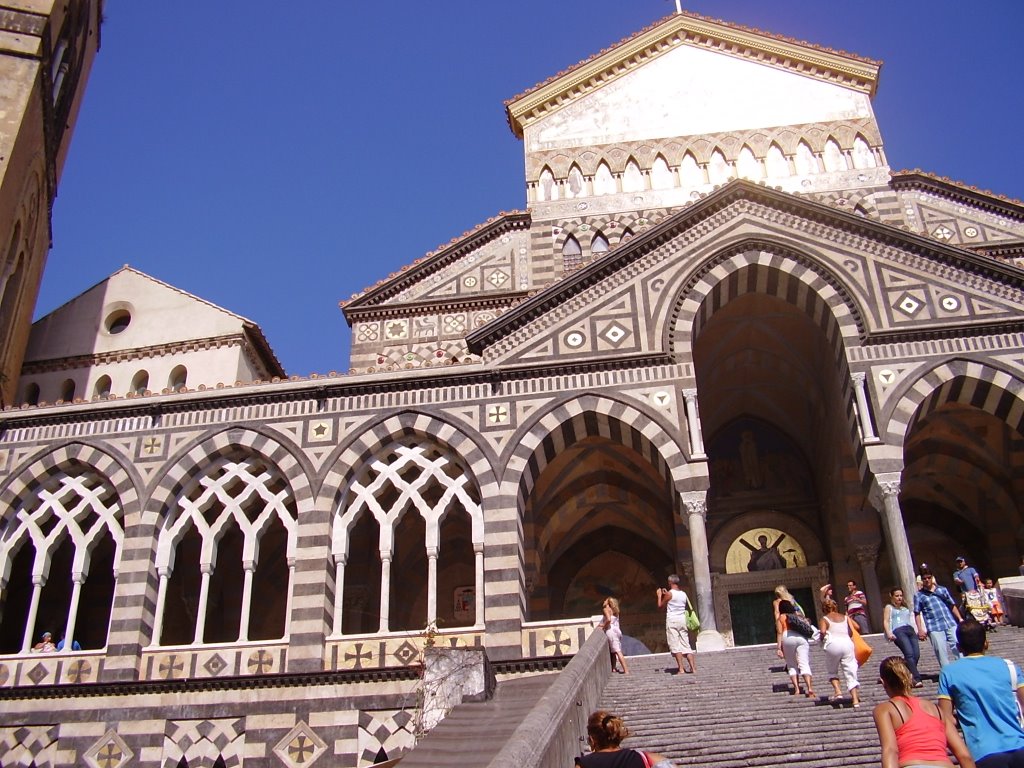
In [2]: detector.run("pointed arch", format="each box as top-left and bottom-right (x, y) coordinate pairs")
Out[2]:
(679, 152), (703, 187)
(822, 138), (847, 172)
(707, 149), (730, 184)
(735, 146), (762, 180)
(565, 164), (585, 198)
(538, 166), (558, 201)
(794, 141), (818, 175)
(650, 155), (674, 189)
(765, 143), (789, 178)
(622, 158), (644, 193)
(590, 231), (610, 255)
(593, 161), (615, 195)
(852, 135), (876, 169)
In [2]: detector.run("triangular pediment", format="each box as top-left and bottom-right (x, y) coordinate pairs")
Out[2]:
(468, 180), (1024, 367)
(505, 12), (880, 140)
(341, 212), (531, 317)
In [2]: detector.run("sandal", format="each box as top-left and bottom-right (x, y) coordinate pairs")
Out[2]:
(805, 690), (816, 698)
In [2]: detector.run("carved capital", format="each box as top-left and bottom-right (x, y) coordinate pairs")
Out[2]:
(682, 498), (707, 520)
(855, 543), (880, 566)
(850, 371), (867, 385)
(878, 480), (901, 498)
(681, 388), (698, 401)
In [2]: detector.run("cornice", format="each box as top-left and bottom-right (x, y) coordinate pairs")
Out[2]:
(505, 12), (880, 138)
(22, 333), (250, 375)
(344, 292), (530, 324)
(891, 170), (1024, 222)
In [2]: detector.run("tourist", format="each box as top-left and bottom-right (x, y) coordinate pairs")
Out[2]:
(938, 619), (1024, 766)
(576, 711), (671, 767)
(914, 566), (962, 669)
(982, 579), (1006, 626)
(873, 656), (976, 768)
(776, 600), (814, 698)
(820, 598), (861, 706)
(846, 579), (871, 634)
(953, 556), (982, 596)
(772, 584), (806, 619)
(31, 631), (55, 653)
(656, 574), (696, 674)
(600, 597), (629, 675)
(883, 587), (923, 688)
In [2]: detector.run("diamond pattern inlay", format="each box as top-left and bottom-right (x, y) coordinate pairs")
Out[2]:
(26, 662), (48, 684)
(274, 722), (327, 767)
(203, 653), (228, 676)
(392, 640), (419, 665)
(895, 293), (923, 317)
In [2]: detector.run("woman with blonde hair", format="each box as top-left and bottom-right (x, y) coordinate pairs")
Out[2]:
(873, 656), (975, 768)
(600, 597), (629, 675)
(776, 600), (814, 698)
(576, 711), (671, 767)
(772, 584), (805, 619)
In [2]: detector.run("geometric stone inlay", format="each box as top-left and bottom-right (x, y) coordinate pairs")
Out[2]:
(932, 225), (954, 240)
(273, 721), (327, 768)
(309, 421), (332, 441)
(26, 662), (49, 685)
(964, 226), (979, 238)
(487, 405), (509, 424)
(599, 320), (630, 346)
(541, 628), (572, 656)
(384, 319), (409, 341)
(564, 331), (586, 348)
(463, 276), (478, 288)
(247, 649), (274, 675)
(486, 270), (508, 287)
(65, 658), (93, 683)
(894, 292), (923, 317)
(939, 295), (961, 311)
(203, 653), (228, 676)
(0, 664), (9, 686)
(159, 654), (186, 679)
(651, 391), (671, 409)
(84, 729), (134, 768)
(878, 369), (897, 385)
(392, 640), (419, 666)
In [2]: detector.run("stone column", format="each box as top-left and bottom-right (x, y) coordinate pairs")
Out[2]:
(379, 552), (392, 633)
(681, 491), (724, 650)
(474, 543), (485, 629)
(681, 389), (706, 459)
(426, 546), (439, 625)
(851, 372), (878, 442)
(332, 555), (346, 635)
(855, 543), (883, 631)
(63, 572), (85, 650)
(151, 568), (170, 646)
(194, 563), (213, 644)
(238, 561), (255, 642)
(21, 575), (45, 653)
(871, 475), (917, 600)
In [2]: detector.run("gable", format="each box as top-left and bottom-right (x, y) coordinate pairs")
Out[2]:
(525, 43), (874, 153)
(469, 183), (1024, 368)
(26, 268), (253, 362)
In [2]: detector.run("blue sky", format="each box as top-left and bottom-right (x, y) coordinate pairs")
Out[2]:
(42, 1), (1024, 376)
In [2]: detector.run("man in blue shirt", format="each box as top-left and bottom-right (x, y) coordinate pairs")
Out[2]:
(914, 566), (962, 668)
(939, 618), (1024, 766)
(954, 556), (983, 596)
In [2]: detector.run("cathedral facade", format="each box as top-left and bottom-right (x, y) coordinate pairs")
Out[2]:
(2, 10), (1024, 767)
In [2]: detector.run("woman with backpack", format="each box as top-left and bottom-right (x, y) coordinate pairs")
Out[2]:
(776, 600), (815, 698)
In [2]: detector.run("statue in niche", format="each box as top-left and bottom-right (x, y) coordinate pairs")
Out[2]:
(740, 532), (787, 571)
(739, 430), (763, 489)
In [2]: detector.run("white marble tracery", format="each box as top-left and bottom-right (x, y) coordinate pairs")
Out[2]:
(0, 472), (123, 652)
(333, 441), (484, 634)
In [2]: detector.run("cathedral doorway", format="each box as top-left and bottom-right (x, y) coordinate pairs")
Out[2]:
(524, 434), (678, 653)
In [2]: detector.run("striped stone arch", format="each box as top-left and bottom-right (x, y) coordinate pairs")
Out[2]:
(669, 242), (866, 362)
(0, 440), (140, 525)
(148, 426), (314, 528)
(502, 393), (688, 510)
(319, 410), (497, 509)
(882, 358), (1024, 445)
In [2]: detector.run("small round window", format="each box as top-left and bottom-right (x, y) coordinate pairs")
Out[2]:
(105, 309), (131, 334)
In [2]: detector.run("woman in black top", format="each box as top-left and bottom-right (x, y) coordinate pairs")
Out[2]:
(575, 711), (671, 767)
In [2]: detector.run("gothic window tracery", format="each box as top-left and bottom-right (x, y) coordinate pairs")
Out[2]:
(0, 469), (123, 653)
(152, 455), (297, 646)
(332, 440), (483, 634)
(561, 235), (582, 272)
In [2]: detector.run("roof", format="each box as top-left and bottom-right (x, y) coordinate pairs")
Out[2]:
(504, 10), (882, 138)
(891, 170), (1024, 222)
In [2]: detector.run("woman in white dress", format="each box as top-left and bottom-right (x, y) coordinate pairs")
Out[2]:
(600, 597), (629, 674)
(820, 597), (861, 706)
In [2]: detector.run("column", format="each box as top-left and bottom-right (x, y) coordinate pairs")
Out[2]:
(284, 558), (296, 638)
(426, 546), (438, 625)
(851, 372), (878, 442)
(151, 568), (170, 646)
(855, 543), (883, 632)
(681, 491), (724, 650)
(238, 561), (255, 642)
(193, 563), (213, 644)
(681, 389), (706, 459)
(379, 552), (392, 633)
(474, 543), (485, 629)
(871, 475), (917, 600)
(62, 572), (85, 650)
(21, 576), (45, 653)
(332, 554), (346, 636)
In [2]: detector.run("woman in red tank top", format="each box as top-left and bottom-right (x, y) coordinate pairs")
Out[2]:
(872, 656), (976, 768)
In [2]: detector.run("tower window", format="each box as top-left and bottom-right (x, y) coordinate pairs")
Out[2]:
(105, 310), (131, 335)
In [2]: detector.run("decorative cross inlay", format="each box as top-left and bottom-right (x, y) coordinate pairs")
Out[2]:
(142, 437), (161, 455)
(343, 643), (374, 669)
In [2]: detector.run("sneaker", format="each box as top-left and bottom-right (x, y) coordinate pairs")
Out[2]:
(912, 681), (924, 688)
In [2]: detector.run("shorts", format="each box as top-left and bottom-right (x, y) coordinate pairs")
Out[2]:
(666, 618), (693, 655)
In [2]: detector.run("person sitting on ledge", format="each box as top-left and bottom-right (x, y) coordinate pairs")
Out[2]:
(31, 631), (56, 653)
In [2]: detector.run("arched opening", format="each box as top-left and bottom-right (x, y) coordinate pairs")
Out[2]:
(594, 161), (615, 195)
(561, 235), (583, 272)
(650, 155), (674, 189)
(94, 375), (112, 398)
(794, 141), (818, 175)
(707, 149), (730, 184)
(23, 382), (39, 406)
(591, 232), (609, 255)
(566, 164), (585, 198)
(130, 369), (149, 395)
(523, 429), (676, 652)
(622, 158), (644, 193)
(538, 167), (557, 201)
(736, 146), (762, 180)
(168, 365), (187, 392)
(765, 144), (789, 178)
(679, 152), (703, 187)
(60, 378), (76, 403)
(822, 138), (847, 172)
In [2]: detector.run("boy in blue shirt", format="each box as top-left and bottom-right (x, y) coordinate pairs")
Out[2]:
(938, 619), (1024, 766)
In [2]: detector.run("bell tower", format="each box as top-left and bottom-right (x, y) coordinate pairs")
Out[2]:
(0, 1), (103, 407)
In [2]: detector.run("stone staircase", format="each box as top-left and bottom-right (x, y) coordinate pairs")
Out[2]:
(601, 626), (1024, 768)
